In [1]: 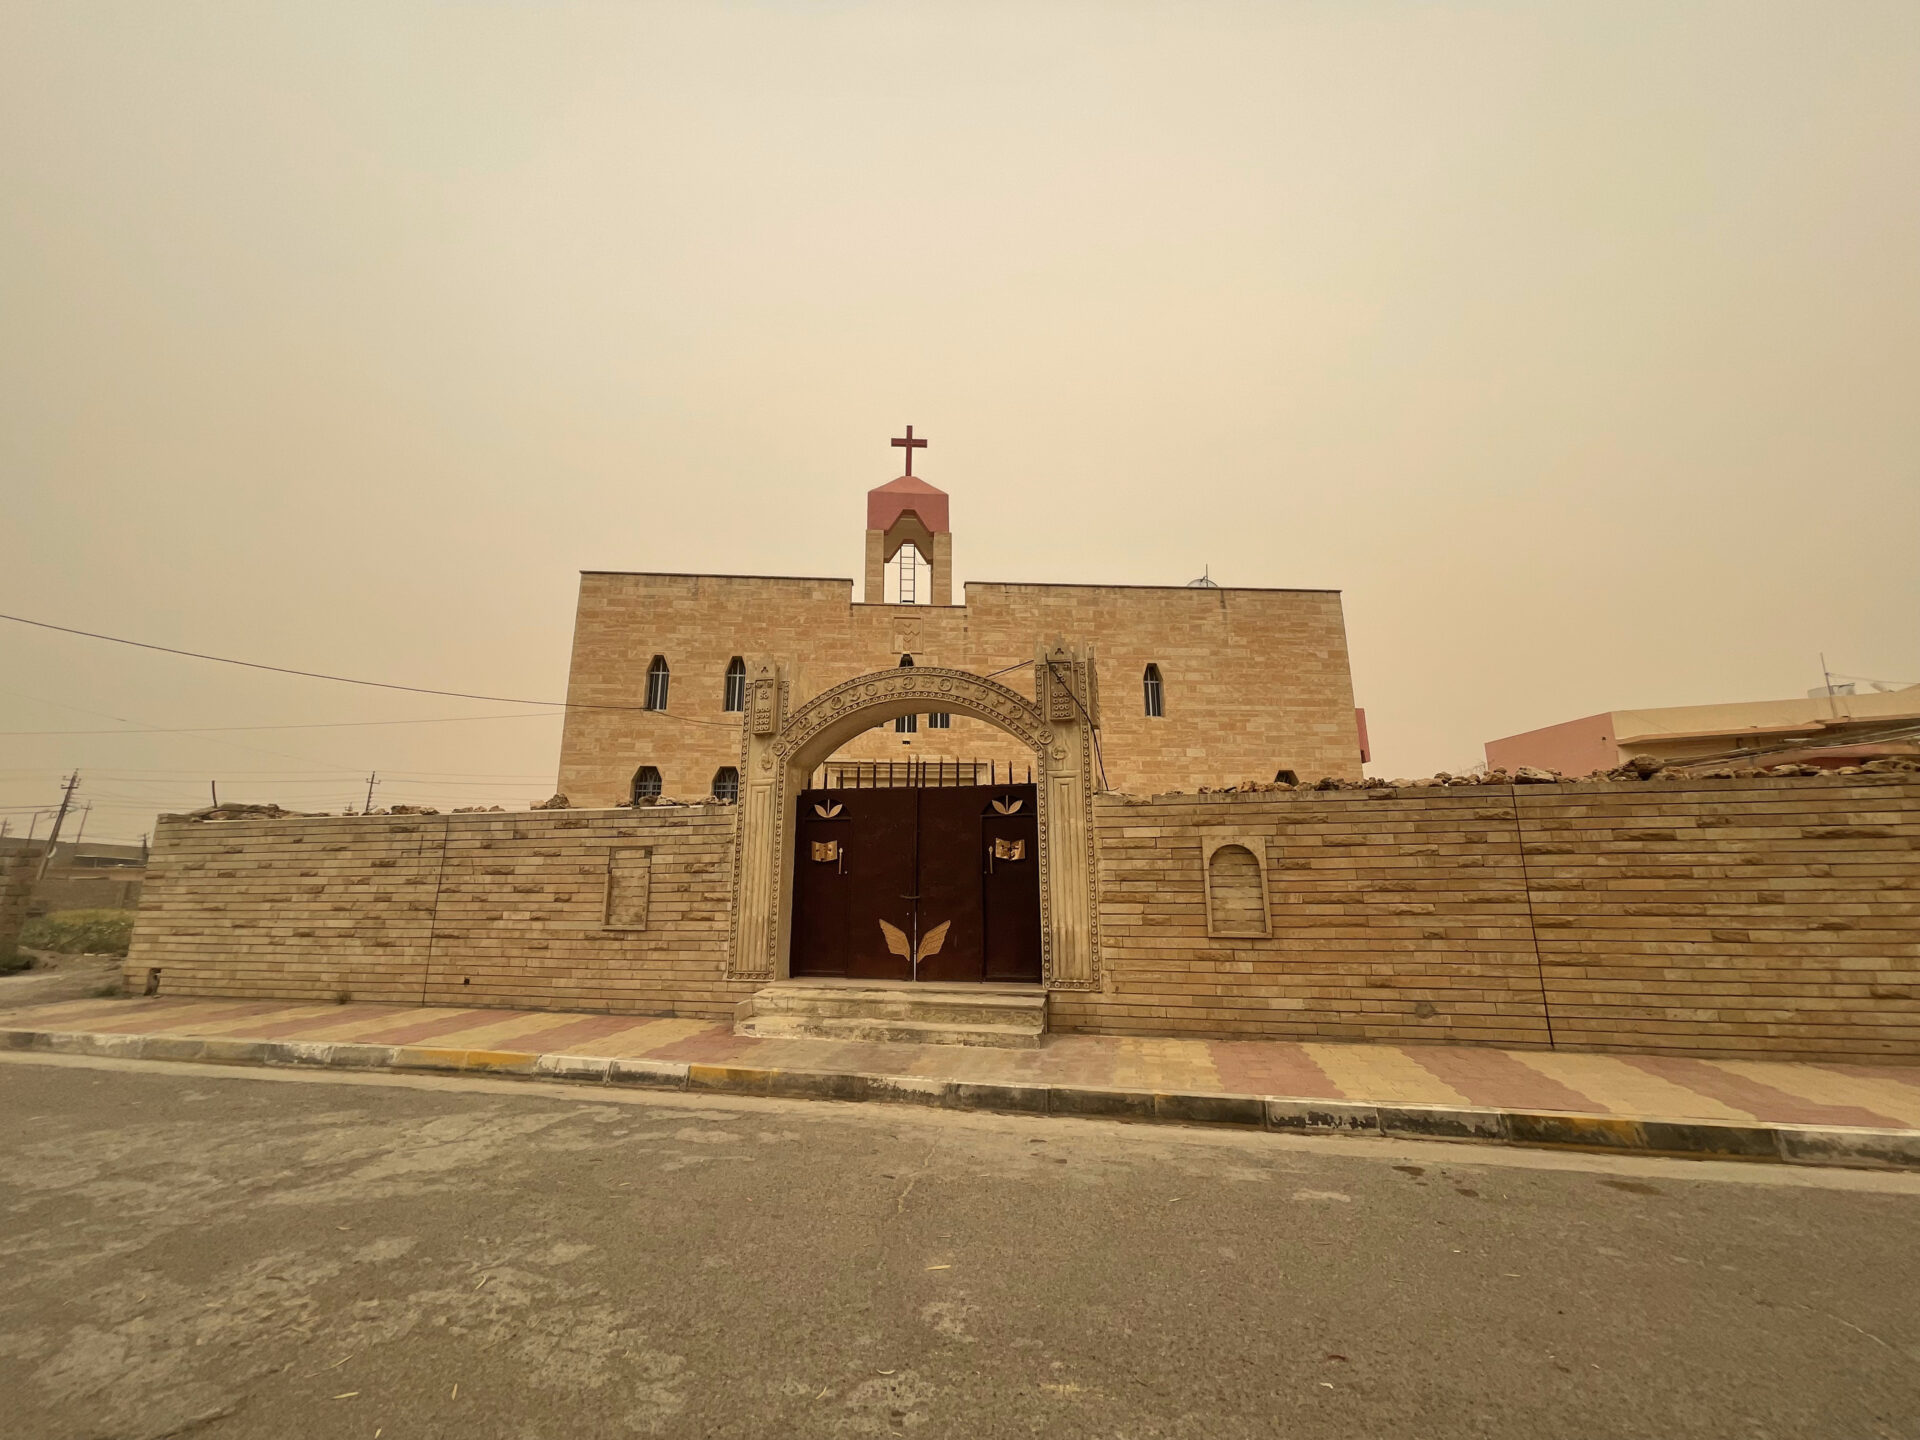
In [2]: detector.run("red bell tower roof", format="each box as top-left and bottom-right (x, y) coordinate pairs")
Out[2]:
(866, 474), (949, 535)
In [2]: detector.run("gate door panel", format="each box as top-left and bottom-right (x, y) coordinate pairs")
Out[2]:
(791, 788), (915, 980)
(981, 787), (1042, 983)
(789, 783), (1041, 984)
(913, 788), (988, 983)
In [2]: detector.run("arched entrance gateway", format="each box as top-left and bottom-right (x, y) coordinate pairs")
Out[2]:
(727, 643), (1101, 993)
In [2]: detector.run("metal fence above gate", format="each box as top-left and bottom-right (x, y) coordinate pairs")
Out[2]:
(811, 759), (1035, 789)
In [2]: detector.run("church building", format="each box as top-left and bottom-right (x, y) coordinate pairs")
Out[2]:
(556, 434), (1365, 809)
(126, 432), (1917, 1060)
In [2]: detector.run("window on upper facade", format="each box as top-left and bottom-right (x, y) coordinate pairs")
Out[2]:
(645, 656), (670, 712)
(1143, 663), (1165, 717)
(723, 657), (746, 712)
(712, 766), (740, 803)
(896, 654), (917, 732)
(927, 712), (950, 729)
(632, 766), (663, 803)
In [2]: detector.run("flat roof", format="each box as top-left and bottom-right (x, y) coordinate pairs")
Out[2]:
(580, 570), (853, 582)
(580, 570), (1339, 594)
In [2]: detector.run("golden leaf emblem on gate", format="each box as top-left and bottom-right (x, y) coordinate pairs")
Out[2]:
(917, 921), (951, 962)
(814, 801), (843, 819)
(878, 918), (952, 964)
(991, 797), (1023, 815)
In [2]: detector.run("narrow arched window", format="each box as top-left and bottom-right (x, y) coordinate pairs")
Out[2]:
(896, 654), (917, 733)
(712, 766), (739, 803)
(632, 765), (663, 803)
(723, 657), (746, 713)
(1143, 663), (1165, 717)
(645, 656), (670, 712)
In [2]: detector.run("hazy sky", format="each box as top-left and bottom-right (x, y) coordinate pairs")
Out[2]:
(3, 1), (1916, 840)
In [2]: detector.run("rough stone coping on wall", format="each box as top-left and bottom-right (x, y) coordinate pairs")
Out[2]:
(8, 1025), (1918, 1172)
(161, 800), (739, 823)
(1124, 767), (1920, 804)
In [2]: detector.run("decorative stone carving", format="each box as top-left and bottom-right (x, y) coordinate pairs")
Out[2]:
(748, 668), (782, 736)
(726, 659), (1101, 991)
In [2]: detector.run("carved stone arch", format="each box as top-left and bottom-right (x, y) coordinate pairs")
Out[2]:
(726, 659), (1100, 991)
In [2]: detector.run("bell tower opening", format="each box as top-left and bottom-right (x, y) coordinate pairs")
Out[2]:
(863, 428), (952, 605)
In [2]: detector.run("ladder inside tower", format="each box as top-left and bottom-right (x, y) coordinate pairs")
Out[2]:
(895, 542), (921, 604)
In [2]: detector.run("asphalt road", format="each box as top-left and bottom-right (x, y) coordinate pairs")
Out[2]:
(3, 1054), (1918, 1440)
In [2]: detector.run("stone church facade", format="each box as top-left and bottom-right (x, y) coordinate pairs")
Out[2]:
(555, 467), (1366, 807)
(116, 442), (1920, 1061)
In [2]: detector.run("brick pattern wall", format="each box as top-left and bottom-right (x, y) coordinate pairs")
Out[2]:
(1069, 776), (1920, 1061)
(125, 777), (1918, 1062)
(556, 573), (1360, 807)
(127, 807), (749, 1020)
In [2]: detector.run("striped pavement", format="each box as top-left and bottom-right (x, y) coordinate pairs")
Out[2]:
(7, 994), (1920, 1131)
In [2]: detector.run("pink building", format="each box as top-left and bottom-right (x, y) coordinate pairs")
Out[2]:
(1486, 688), (1920, 774)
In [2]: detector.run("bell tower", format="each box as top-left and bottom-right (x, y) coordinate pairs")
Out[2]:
(863, 427), (952, 605)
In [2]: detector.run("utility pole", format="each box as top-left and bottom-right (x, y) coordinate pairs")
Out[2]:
(37, 772), (81, 882)
(210, 780), (219, 808)
(363, 772), (379, 814)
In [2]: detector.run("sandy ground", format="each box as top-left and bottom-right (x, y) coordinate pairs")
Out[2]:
(0, 951), (122, 1006)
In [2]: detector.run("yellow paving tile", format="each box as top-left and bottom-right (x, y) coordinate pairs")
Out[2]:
(1711, 1060), (1920, 1129)
(1304, 1043), (1473, 1107)
(1105, 1037), (1219, 1092)
(1504, 1052), (1756, 1122)
(388, 1012), (570, 1050)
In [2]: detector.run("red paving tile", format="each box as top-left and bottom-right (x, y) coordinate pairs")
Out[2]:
(1623, 1056), (1906, 1129)
(1408, 1045), (1601, 1113)
(1207, 1041), (1341, 1100)
(643, 1027), (760, 1064)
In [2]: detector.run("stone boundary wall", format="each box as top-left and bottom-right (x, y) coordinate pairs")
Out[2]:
(1063, 775), (1920, 1061)
(127, 807), (745, 1019)
(34, 873), (143, 913)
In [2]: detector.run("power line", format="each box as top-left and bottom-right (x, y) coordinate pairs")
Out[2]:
(0, 712), (561, 737)
(0, 611), (737, 727)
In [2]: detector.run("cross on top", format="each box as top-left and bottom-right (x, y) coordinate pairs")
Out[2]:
(890, 425), (927, 476)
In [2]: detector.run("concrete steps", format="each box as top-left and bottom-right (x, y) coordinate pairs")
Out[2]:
(735, 980), (1047, 1048)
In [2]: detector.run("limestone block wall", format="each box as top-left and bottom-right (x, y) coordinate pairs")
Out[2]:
(1071, 787), (1552, 1048)
(127, 806), (746, 1019)
(1066, 775), (1920, 1061)
(555, 572), (1360, 808)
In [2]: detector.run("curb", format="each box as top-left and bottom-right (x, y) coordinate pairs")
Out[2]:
(9, 1026), (1919, 1172)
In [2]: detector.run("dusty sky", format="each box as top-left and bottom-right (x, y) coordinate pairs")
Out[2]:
(3, 2), (1916, 841)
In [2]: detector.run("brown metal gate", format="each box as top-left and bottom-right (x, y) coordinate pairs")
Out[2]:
(790, 783), (1041, 983)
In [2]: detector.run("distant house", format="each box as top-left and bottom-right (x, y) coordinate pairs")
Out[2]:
(1486, 686), (1920, 775)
